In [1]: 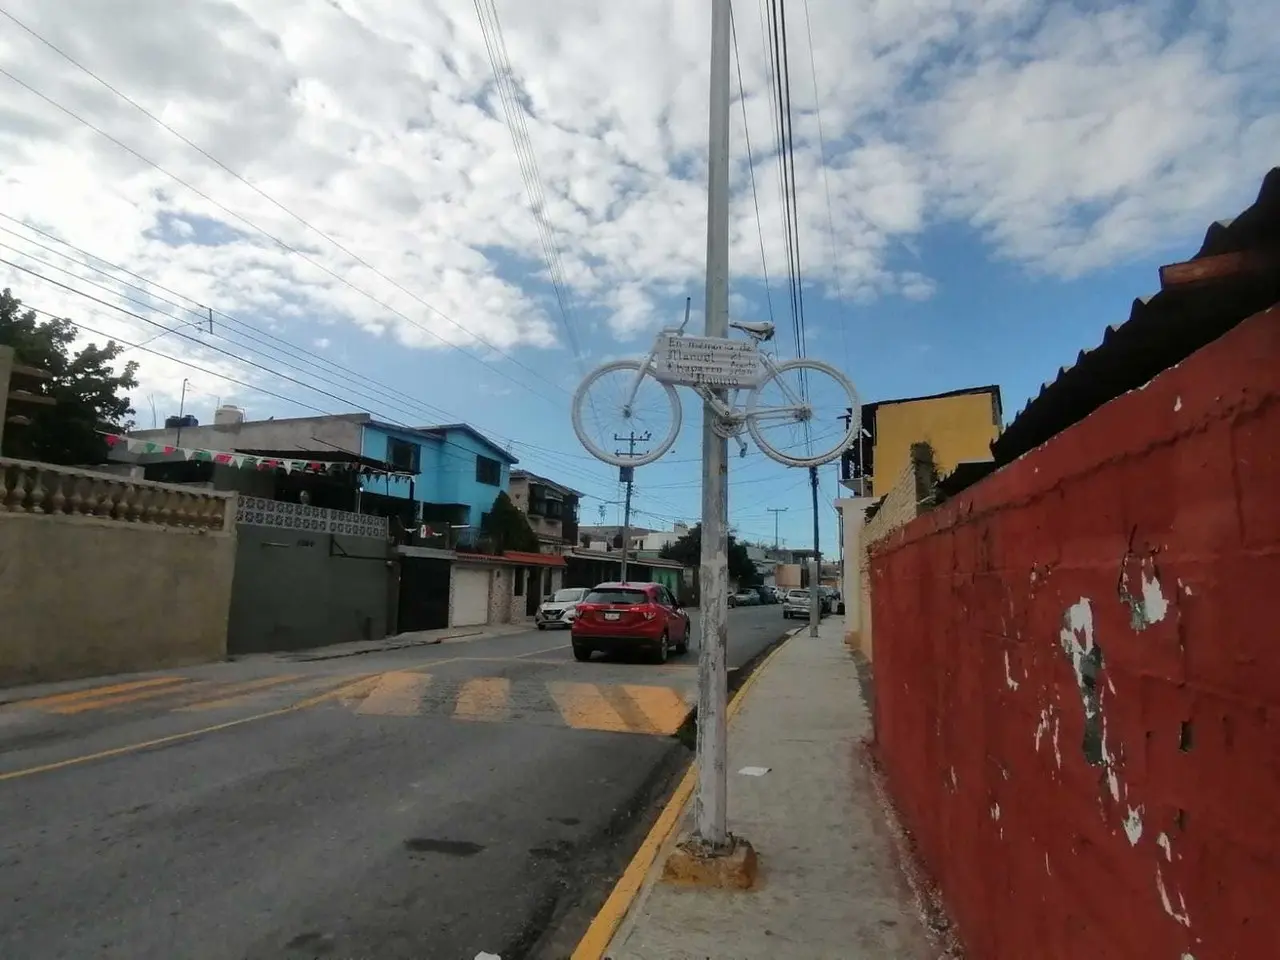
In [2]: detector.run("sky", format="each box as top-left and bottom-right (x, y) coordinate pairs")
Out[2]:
(0, 0), (1274, 551)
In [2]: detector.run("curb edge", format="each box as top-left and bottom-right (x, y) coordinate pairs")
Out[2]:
(569, 625), (801, 960)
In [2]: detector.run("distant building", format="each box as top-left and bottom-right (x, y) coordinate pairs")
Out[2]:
(507, 470), (581, 553)
(841, 385), (1002, 496)
(118, 413), (517, 540)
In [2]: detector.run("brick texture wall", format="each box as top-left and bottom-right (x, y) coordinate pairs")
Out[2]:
(869, 305), (1279, 960)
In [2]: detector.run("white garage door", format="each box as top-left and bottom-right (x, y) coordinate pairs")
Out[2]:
(452, 568), (490, 627)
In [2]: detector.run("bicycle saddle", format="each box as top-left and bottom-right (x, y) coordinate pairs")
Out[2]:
(730, 320), (775, 340)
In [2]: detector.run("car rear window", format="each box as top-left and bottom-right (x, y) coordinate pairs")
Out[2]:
(585, 588), (650, 605)
(787, 591), (809, 599)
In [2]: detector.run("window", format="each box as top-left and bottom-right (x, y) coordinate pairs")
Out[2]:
(387, 437), (420, 473)
(585, 587), (649, 605)
(475, 455), (501, 486)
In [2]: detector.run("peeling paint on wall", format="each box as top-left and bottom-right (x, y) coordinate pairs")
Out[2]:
(1123, 805), (1144, 846)
(1059, 598), (1106, 766)
(1004, 650), (1020, 691)
(1034, 708), (1051, 751)
(1119, 554), (1172, 631)
(1156, 865), (1192, 928)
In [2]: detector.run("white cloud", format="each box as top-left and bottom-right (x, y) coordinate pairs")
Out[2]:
(0, 0), (1272, 419)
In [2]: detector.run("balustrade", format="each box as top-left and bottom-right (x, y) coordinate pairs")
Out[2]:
(0, 458), (234, 531)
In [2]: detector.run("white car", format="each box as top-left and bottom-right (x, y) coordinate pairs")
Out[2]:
(535, 587), (590, 630)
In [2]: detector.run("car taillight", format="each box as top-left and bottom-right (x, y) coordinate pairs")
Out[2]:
(637, 605), (657, 620)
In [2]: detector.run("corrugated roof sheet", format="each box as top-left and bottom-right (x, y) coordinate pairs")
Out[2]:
(992, 167), (1280, 466)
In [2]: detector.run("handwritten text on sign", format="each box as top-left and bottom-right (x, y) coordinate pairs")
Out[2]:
(651, 336), (764, 389)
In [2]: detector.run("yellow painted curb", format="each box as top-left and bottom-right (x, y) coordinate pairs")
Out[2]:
(570, 628), (799, 960)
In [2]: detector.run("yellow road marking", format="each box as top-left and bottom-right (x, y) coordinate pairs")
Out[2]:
(177, 675), (306, 711)
(453, 677), (510, 722)
(0, 656), (468, 783)
(517, 643), (571, 658)
(549, 682), (633, 734)
(10, 676), (187, 711)
(55, 680), (206, 715)
(355, 672), (432, 717)
(619, 685), (693, 736)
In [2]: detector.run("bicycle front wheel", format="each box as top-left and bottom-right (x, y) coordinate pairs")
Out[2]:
(571, 359), (682, 467)
(746, 358), (859, 467)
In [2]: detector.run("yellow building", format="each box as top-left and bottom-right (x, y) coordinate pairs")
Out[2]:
(841, 384), (1003, 496)
(836, 384), (1003, 661)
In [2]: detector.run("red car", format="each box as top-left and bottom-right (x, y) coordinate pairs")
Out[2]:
(571, 581), (691, 663)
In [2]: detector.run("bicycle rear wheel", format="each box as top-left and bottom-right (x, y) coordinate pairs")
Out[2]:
(571, 359), (682, 467)
(745, 358), (859, 467)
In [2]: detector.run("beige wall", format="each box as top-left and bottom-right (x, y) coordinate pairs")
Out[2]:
(846, 447), (936, 661)
(0, 464), (236, 686)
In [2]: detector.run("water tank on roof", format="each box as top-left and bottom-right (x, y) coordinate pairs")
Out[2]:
(214, 404), (246, 425)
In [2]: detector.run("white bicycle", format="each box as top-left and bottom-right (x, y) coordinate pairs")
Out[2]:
(572, 302), (859, 468)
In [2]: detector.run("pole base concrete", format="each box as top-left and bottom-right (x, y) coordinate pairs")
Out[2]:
(661, 834), (758, 890)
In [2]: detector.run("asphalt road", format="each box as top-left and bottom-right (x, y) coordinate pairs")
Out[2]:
(0, 603), (790, 960)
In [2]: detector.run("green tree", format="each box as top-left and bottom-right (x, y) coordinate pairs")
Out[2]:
(480, 491), (540, 552)
(658, 523), (762, 587)
(0, 289), (139, 464)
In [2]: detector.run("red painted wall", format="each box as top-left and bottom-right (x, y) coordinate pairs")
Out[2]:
(869, 305), (1280, 960)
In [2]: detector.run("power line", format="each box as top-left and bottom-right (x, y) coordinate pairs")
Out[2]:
(800, 0), (851, 375)
(2, 257), (669, 507)
(730, 1), (776, 328)
(0, 53), (564, 406)
(19, 297), (665, 513)
(0, 215), (659, 478)
(473, 0), (587, 367)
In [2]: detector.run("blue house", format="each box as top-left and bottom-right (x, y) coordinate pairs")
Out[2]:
(359, 420), (518, 538)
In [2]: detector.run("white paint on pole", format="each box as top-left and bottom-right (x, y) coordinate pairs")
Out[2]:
(809, 558), (820, 637)
(693, 0), (732, 852)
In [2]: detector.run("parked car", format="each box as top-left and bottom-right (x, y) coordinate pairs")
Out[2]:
(731, 590), (761, 607)
(782, 588), (820, 619)
(755, 586), (778, 604)
(535, 587), (590, 630)
(571, 582), (691, 663)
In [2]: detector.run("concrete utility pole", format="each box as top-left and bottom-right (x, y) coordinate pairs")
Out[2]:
(614, 432), (650, 583)
(809, 465), (820, 637)
(175, 378), (190, 447)
(767, 506), (788, 550)
(693, 0), (733, 852)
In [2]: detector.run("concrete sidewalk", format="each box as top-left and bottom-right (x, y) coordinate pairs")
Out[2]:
(604, 616), (939, 960)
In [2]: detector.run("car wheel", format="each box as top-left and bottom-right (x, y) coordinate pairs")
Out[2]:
(653, 631), (670, 664)
(536, 623), (546, 631)
(573, 644), (592, 662)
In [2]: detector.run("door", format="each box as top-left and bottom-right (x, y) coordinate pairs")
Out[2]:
(398, 557), (452, 633)
(452, 567), (490, 627)
(658, 585), (685, 640)
(525, 567), (541, 617)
